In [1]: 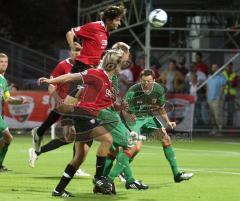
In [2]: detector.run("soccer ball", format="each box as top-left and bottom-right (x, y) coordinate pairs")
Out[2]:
(148, 9), (168, 28)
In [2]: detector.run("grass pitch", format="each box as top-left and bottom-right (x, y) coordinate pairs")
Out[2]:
(0, 135), (239, 201)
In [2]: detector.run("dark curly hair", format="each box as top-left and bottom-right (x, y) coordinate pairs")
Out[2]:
(101, 5), (126, 22)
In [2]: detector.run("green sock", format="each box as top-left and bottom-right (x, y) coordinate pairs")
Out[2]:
(103, 157), (114, 176)
(0, 143), (10, 167)
(108, 150), (130, 182)
(123, 165), (135, 183)
(163, 146), (179, 177)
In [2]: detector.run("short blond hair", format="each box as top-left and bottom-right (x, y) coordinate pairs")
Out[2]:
(112, 42), (130, 53)
(0, 53), (8, 59)
(101, 49), (124, 71)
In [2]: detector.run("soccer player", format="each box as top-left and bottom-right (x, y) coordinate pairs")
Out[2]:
(124, 69), (193, 183)
(32, 5), (126, 152)
(66, 5), (126, 73)
(93, 42), (148, 194)
(38, 49), (124, 197)
(29, 49), (90, 176)
(0, 53), (26, 172)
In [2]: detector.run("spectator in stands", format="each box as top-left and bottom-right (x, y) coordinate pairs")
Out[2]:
(119, 59), (134, 96)
(186, 73), (203, 126)
(176, 55), (188, 76)
(129, 53), (143, 82)
(207, 64), (227, 136)
(158, 59), (185, 93)
(186, 62), (207, 125)
(195, 52), (208, 76)
(186, 62), (207, 85)
(150, 57), (161, 79)
(222, 62), (238, 126)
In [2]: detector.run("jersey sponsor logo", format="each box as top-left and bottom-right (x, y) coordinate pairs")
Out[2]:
(101, 40), (108, 49)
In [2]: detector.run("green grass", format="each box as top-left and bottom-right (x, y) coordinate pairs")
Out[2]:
(0, 136), (240, 201)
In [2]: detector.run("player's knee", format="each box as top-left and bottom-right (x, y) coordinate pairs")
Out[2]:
(3, 132), (13, 143)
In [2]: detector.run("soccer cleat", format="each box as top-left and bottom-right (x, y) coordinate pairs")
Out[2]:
(93, 183), (116, 195)
(75, 169), (91, 177)
(118, 173), (126, 183)
(125, 180), (149, 190)
(28, 148), (38, 168)
(31, 127), (42, 152)
(0, 165), (12, 172)
(52, 190), (74, 197)
(93, 176), (112, 194)
(174, 172), (194, 183)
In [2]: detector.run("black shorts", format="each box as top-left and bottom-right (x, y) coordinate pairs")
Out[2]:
(74, 116), (99, 144)
(71, 61), (90, 73)
(61, 115), (74, 126)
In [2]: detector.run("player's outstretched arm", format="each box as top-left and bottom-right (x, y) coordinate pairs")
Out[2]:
(38, 73), (82, 85)
(4, 91), (26, 104)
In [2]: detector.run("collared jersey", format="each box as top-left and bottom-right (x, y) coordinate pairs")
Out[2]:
(50, 58), (73, 99)
(72, 21), (109, 66)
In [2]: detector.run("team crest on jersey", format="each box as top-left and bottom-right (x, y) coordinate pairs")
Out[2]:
(8, 96), (34, 122)
(105, 89), (114, 99)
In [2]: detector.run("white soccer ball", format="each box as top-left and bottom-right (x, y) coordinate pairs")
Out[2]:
(149, 9), (168, 28)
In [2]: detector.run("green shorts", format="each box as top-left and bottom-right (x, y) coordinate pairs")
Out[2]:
(0, 116), (8, 139)
(128, 116), (163, 135)
(98, 108), (135, 149)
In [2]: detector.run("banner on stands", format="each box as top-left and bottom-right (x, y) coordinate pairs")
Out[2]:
(3, 91), (51, 129)
(166, 94), (195, 132)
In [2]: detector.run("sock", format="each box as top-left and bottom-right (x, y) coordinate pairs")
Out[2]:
(0, 143), (10, 167)
(108, 150), (131, 182)
(95, 156), (106, 178)
(55, 164), (76, 193)
(103, 154), (115, 176)
(72, 143), (75, 158)
(37, 110), (60, 137)
(36, 138), (69, 156)
(129, 151), (139, 163)
(163, 145), (179, 177)
(123, 164), (135, 183)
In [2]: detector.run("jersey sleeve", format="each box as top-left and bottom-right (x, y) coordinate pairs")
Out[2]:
(3, 79), (10, 100)
(80, 69), (96, 85)
(156, 84), (166, 106)
(71, 22), (93, 38)
(50, 63), (64, 78)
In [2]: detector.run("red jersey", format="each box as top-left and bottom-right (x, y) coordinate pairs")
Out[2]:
(76, 68), (115, 113)
(196, 63), (208, 75)
(72, 21), (109, 66)
(51, 58), (73, 99)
